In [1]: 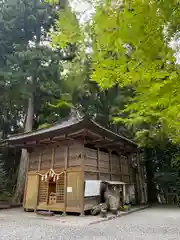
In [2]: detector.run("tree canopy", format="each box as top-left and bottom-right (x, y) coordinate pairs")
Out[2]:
(1, 0), (180, 204)
(90, 0), (180, 144)
(51, 0), (180, 144)
(48, 1), (180, 203)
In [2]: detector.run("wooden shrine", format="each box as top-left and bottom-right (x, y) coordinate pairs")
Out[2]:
(7, 116), (147, 215)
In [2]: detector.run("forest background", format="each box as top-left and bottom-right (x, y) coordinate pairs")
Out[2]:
(0, 0), (180, 204)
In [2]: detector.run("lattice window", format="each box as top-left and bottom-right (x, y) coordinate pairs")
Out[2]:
(38, 178), (48, 203)
(56, 174), (65, 203)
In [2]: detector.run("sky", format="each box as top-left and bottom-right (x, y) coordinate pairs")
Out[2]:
(70, 0), (94, 24)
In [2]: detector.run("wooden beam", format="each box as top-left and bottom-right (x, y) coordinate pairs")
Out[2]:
(119, 153), (122, 180)
(39, 138), (51, 143)
(52, 138), (74, 146)
(91, 138), (105, 143)
(68, 129), (85, 137)
(135, 152), (141, 203)
(13, 143), (46, 148)
(99, 141), (124, 147)
(91, 137), (112, 143)
(38, 151), (42, 171)
(97, 148), (100, 180)
(84, 169), (130, 176)
(53, 134), (66, 140)
(80, 144), (85, 216)
(86, 130), (102, 138)
(23, 152), (30, 208)
(39, 138), (61, 144)
(35, 151), (42, 212)
(63, 144), (69, 215)
(51, 147), (55, 169)
(137, 151), (144, 203)
(108, 147), (128, 155)
(109, 151), (112, 180)
(85, 164), (99, 168)
(128, 153), (132, 183)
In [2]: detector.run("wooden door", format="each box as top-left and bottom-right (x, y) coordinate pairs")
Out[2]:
(67, 171), (81, 210)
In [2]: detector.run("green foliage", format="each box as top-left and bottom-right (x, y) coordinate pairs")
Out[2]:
(0, 0), (75, 199)
(2, 0), (180, 202)
(145, 140), (180, 199)
(0, 0), (75, 136)
(51, 6), (83, 48)
(90, 0), (180, 143)
(38, 123), (51, 129)
(50, 4), (134, 137)
(50, 1), (180, 199)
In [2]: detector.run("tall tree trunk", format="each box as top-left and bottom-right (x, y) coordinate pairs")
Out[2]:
(12, 94), (34, 205)
(12, 21), (40, 204)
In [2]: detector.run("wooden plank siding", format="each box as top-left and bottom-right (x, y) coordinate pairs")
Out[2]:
(25, 138), (136, 212)
(54, 145), (66, 168)
(41, 148), (52, 170)
(28, 140), (84, 172)
(84, 147), (135, 183)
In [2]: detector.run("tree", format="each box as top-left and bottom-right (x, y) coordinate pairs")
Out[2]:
(0, 0), (74, 203)
(51, 4), (135, 138)
(89, 0), (180, 143)
(49, 1), (180, 203)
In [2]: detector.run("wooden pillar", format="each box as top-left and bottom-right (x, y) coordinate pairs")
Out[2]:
(23, 152), (30, 208)
(136, 151), (144, 203)
(109, 151), (112, 180)
(119, 153), (122, 181)
(128, 153), (132, 183)
(51, 147), (55, 169)
(63, 144), (69, 215)
(34, 150), (42, 212)
(97, 148), (100, 180)
(38, 150), (42, 171)
(80, 146), (85, 216)
(123, 184), (126, 205)
(135, 152), (140, 203)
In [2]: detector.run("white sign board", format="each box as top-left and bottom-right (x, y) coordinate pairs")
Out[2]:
(84, 180), (101, 197)
(67, 187), (72, 193)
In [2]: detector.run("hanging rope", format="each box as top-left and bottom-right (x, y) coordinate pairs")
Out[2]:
(38, 168), (65, 182)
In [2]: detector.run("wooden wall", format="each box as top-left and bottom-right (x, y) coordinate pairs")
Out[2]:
(28, 142), (135, 184)
(28, 140), (84, 171)
(25, 138), (137, 213)
(84, 147), (135, 183)
(25, 168), (83, 213)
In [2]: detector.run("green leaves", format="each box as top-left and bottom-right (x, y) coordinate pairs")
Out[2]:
(51, 7), (84, 49)
(89, 0), (180, 143)
(0, 0), (73, 137)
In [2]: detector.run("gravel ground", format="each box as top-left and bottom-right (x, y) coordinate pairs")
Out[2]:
(1, 207), (180, 240)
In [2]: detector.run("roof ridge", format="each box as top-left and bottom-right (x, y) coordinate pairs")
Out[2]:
(7, 115), (137, 147)
(8, 111), (83, 139)
(90, 119), (137, 146)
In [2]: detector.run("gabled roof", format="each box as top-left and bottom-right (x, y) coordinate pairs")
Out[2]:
(7, 116), (137, 148)
(8, 116), (81, 141)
